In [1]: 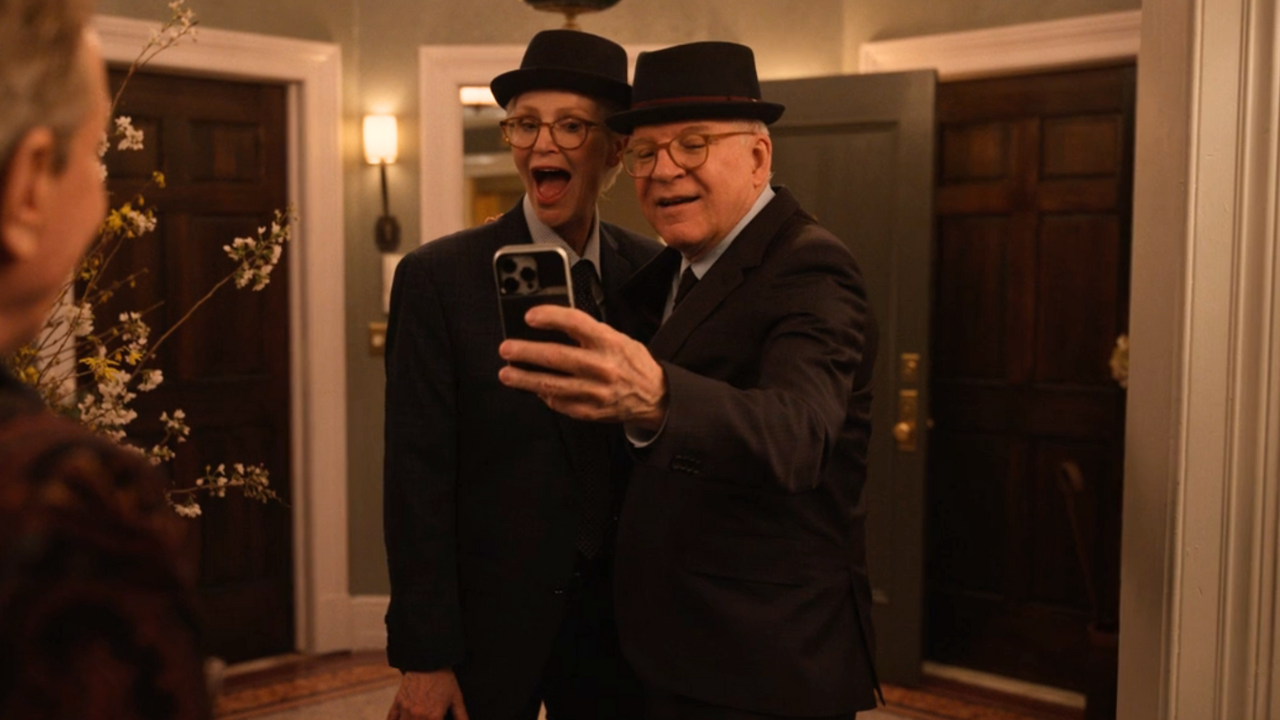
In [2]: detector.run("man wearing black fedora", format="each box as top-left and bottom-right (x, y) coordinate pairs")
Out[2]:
(498, 41), (881, 719)
(382, 29), (660, 720)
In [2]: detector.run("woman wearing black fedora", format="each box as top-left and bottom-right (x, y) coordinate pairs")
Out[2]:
(382, 29), (661, 720)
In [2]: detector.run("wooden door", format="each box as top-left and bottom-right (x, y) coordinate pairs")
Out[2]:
(926, 64), (1134, 693)
(762, 71), (937, 686)
(103, 68), (293, 663)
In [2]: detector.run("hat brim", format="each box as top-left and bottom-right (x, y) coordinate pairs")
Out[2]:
(605, 100), (785, 134)
(490, 67), (631, 110)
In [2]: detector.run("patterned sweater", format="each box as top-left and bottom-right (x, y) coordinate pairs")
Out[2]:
(0, 368), (209, 719)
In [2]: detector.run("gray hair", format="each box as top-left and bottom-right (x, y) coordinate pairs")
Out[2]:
(0, 0), (94, 174)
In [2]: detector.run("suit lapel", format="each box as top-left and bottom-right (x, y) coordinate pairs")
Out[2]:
(600, 224), (659, 343)
(487, 201), (597, 481)
(643, 188), (803, 361)
(621, 246), (680, 336)
(487, 203), (534, 254)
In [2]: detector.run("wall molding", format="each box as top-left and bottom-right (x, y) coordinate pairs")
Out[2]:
(1122, 0), (1280, 715)
(859, 10), (1141, 80)
(419, 45), (526, 244)
(94, 16), (352, 654)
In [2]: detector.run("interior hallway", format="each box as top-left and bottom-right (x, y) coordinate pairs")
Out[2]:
(213, 652), (1084, 720)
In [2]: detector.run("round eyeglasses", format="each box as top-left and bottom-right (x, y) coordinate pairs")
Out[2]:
(499, 116), (599, 150)
(622, 131), (756, 178)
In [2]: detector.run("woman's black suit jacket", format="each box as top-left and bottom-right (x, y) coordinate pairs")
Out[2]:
(382, 203), (661, 719)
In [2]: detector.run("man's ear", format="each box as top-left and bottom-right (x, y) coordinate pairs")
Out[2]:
(750, 134), (772, 187)
(605, 134), (628, 169)
(0, 127), (57, 262)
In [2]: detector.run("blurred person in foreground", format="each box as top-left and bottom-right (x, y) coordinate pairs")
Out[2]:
(0, 0), (209, 717)
(382, 29), (661, 720)
(498, 41), (881, 719)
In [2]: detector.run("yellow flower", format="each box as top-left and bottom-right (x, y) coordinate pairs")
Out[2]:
(102, 208), (126, 233)
(79, 355), (120, 381)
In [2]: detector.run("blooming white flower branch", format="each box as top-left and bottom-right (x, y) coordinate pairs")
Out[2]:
(168, 462), (280, 518)
(118, 0), (199, 116)
(114, 116), (145, 151)
(3, 1), (293, 519)
(224, 210), (292, 292)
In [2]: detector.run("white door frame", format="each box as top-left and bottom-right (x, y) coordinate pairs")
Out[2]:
(94, 15), (351, 654)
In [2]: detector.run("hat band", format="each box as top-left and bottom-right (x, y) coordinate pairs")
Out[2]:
(631, 95), (760, 109)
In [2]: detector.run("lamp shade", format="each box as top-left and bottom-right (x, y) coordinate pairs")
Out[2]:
(522, 0), (622, 13)
(363, 114), (398, 165)
(521, 0), (623, 28)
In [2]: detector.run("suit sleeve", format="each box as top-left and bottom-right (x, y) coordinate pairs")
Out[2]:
(641, 236), (868, 493)
(382, 251), (465, 671)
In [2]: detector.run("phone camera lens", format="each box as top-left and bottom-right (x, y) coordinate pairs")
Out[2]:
(498, 257), (516, 273)
(520, 267), (536, 281)
(501, 277), (519, 295)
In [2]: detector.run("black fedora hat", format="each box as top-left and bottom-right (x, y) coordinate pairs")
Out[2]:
(490, 30), (631, 109)
(605, 42), (784, 134)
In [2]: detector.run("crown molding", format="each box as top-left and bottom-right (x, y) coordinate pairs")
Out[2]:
(859, 10), (1140, 80)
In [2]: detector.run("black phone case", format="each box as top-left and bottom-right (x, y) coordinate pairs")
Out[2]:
(494, 246), (575, 369)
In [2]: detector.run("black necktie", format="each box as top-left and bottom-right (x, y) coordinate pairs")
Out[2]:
(673, 266), (699, 310)
(568, 258), (608, 557)
(571, 259), (602, 321)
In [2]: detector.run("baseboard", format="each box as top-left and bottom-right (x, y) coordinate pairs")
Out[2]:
(922, 661), (1086, 711)
(350, 595), (390, 652)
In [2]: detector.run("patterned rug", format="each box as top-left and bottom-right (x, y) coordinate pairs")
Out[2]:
(214, 651), (400, 719)
(213, 651), (1083, 720)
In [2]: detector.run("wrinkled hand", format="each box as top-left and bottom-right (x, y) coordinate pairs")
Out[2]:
(498, 305), (668, 429)
(387, 669), (468, 720)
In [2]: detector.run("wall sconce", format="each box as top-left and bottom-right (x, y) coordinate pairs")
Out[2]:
(363, 114), (401, 252)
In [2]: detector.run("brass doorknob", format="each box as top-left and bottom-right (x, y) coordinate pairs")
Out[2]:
(894, 387), (919, 452)
(892, 421), (914, 444)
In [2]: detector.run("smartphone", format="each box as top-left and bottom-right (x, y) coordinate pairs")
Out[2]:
(493, 245), (576, 363)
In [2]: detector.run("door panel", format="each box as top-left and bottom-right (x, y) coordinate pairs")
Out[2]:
(927, 64), (1133, 696)
(763, 71), (936, 686)
(103, 68), (293, 663)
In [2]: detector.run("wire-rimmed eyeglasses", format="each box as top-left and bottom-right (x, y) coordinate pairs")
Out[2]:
(499, 116), (599, 150)
(622, 131), (755, 178)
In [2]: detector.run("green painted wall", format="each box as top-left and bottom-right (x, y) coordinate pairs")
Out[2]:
(95, 0), (1139, 599)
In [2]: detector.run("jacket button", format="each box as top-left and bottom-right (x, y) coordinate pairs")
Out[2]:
(552, 587), (566, 596)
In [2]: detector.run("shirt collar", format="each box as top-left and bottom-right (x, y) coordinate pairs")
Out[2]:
(681, 185), (775, 280)
(522, 195), (602, 277)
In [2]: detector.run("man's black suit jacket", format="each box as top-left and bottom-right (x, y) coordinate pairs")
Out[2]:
(615, 187), (880, 716)
(382, 203), (661, 719)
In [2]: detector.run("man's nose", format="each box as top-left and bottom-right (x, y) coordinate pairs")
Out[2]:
(649, 146), (683, 180)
